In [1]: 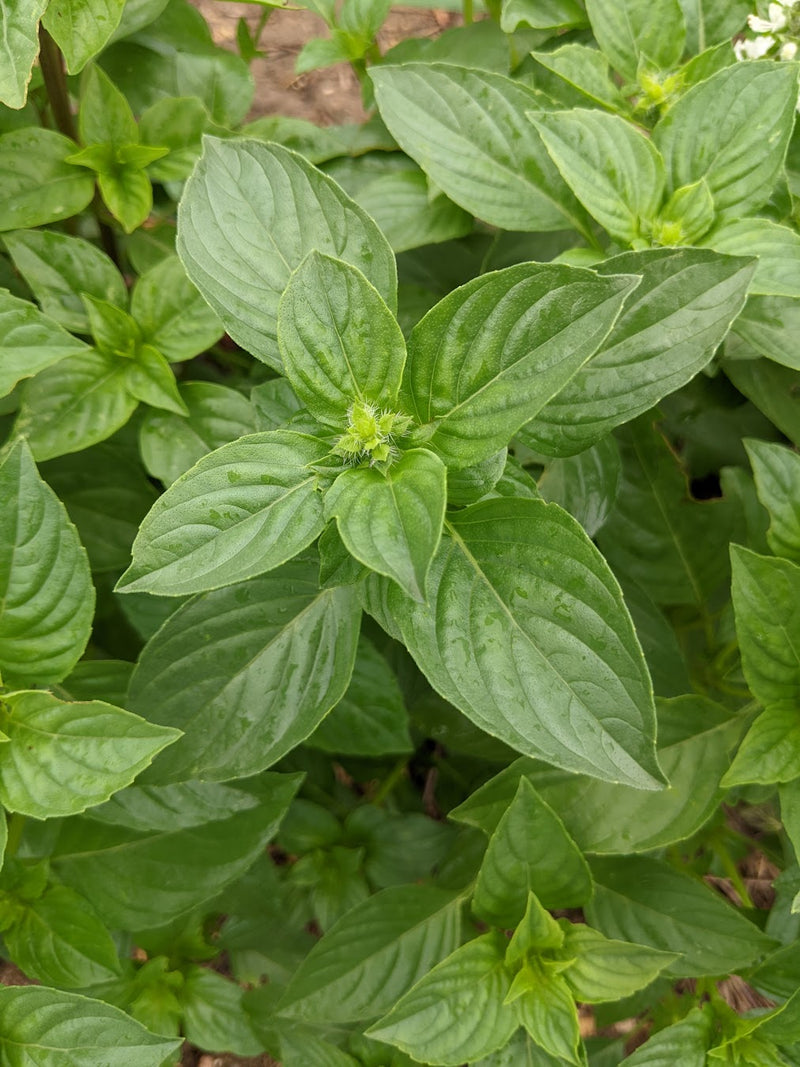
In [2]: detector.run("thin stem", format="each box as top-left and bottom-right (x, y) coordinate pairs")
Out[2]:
(371, 757), (408, 806)
(463, 0), (474, 23)
(5, 812), (26, 859)
(38, 26), (77, 141)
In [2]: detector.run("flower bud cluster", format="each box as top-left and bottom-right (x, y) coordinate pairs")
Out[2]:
(333, 399), (413, 465)
(735, 1), (800, 63)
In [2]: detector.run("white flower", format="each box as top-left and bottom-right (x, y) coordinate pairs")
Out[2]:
(781, 39), (799, 59)
(749, 4), (789, 32)
(737, 33), (778, 57)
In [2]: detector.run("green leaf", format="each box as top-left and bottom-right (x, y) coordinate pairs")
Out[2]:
(654, 178), (714, 246)
(279, 885), (461, 1024)
(731, 545), (800, 709)
(620, 1009), (712, 1066)
(0, 289), (90, 398)
(139, 381), (259, 486)
(278, 251), (407, 425)
(0, 0), (47, 108)
(4, 885), (120, 987)
(61, 660), (134, 706)
(403, 263), (638, 468)
(724, 356), (800, 448)
(703, 218), (800, 298)
(530, 109), (665, 245)
(14, 348), (138, 460)
(745, 438), (800, 562)
(538, 435), (620, 538)
(0, 986), (182, 1066)
(584, 0), (686, 79)
(367, 932), (519, 1065)
(506, 892), (565, 962)
(653, 62), (798, 220)
(521, 249), (755, 456)
(723, 704), (800, 787)
(2, 229), (126, 333)
(353, 168), (473, 254)
(731, 295), (800, 371)
(139, 95), (208, 182)
(126, 562), (361, 782)
(181, 966), (263, 1057)
(98, 166), (153, 234)
(556, 924), (678, 1002)
(510, 962), (580, 1065)
(361, 497), (663, 789)
(503, 0), (587, 31)
(42, 0), (125, 74)
(586, 855), (775, 976)
(0, 690), (180, 818)
(83, 294), (140, 358)
(118, 431), (329, 596)
(596, 418), (735, 606)
(52, 773), (302, 929)
(307, 635), (412, 755)
(678, 0), (750, 53)
(78, 64), (137, 147)
(325, 449), (446, 601)
(177, 137), (396, 369)
(0, 128), (95, 230)
(623, 579), (692, 697)
(123, 344), (187, 415)
(473, 778), (592, 926)
(130, 254), (223, 362)
(530, 44), (627, 112)
(369, 64), (593, 235)
(0, 439), (93, 686)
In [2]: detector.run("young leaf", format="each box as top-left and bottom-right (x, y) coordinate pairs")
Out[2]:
(586, 855), (775, 976)
(78, 64), (138, 147)
(530, 110), (665, 245)
(139, 381), (260, 486)
(83, 294), (140, 358)
(118, 431), (330, 596)
(126, 562), (361, 782)
(0, 439), (94, 686)
(278, 251), (407, 425)
(506, 892), (565, 963)
(510, 963), (581, 1065)
(4, 885), (121, 988)
(324, 449), (447, 602)
(555, 924), (678, 1002)
(0, 128), (95, 230)
(130, 254), (223, 362)
(584, 0), (686, 79)
(703, 218), (800, 298)
(654, 179), (714, 246)
(52, 773), (302, 929)
(0, 690), (180, 818)
(521, 249), (755, 456)
(473, 778), (592, 926)
(723, 704), (800, 787)
(0, 986), (182, 1066)
(361, 497), (663, 789)
(402, 263), (638, 468)
(123, 344), (187, 415)
(97, 166), (154, 234)
(41, 0), (126, 74)
(139, 96), (208, 182)
(653, 62), (798, 220)
(2, 228), (127, 332)
(369, 64), (593, 235)
(279, 885), (462, 1023)
(367, 932), (519, 1065)
(745, 438), (800, 563)
(0, 289), (90, 398)
(177, 137), (396, 368)
(731, 545), (800, 709)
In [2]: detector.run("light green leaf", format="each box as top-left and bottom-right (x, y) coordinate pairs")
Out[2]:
(511, 963), (580, 1065)
(14, 348), (138, 461)
(586, 855), (775, 976)
(367, 932), (519, 1065)
(584, 0), (686, 79)
(0, 289), (90, 398)
(123, 344), (187, 415)
(139, 95), (208, 182)
(731, 545), (800, 709)
(78, 63), (137, 147)
(325, 449), (446, 601)
(278, 251), (407, 426)
(0, 986), (182, 1066)
(0, 690), (180, 818)
(279, 885), (461, 1024)
(42, 0), (125, 74)
(678, 0), (750, 53)
(353, 168), (473, 254)
(732, 295), (800, 371)
(403, 263), (638, 468)
(97, 166), (153, 234)
(473, 778), (592, 926)
(0, 128), (95, 230)
(704, 218), (800, 298)
(118, 431), (329, 596)
(126, 562), (361, 782)
(0, 0), (47, 108)
(538, 435), (621, 538)
(52, 773), (302, 929)
(369, 64), (593, 235)
(503, 0), (587, 31)
(177, 137), (396, 369)
(2, 229), (126, 332)
(556, 923), (678, 1002)
(620, 1010), (712, 1066)
(82, 294), (139, 359)
(530, 44), (627, 112)
(130, 254), (223, 362)
(139, 381), (259, 486)
(361, 497), (663, 790)
(745, 438), (800, 562)
(4, 885), (120, 988)
(506, 893), (565, 963)
(530, 109), (665, 244)
(723, 704), (800, 787)
(0, 439), (94, 686)
(653, 62), (798, 220)
(654, 178), (714, 246)
(521, 249), (755, 457)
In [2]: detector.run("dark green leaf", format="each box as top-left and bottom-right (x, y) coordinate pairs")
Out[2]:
(181, 966), (264, 1057)
(745, 438), (800, 562)
(584, 0), (686, 79)
(0, 128), (95, 230)
(538, 436), (620, 538)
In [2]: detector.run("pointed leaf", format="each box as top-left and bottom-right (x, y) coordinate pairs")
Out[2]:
(130, 254), (223, 362)
(584, 0), (686, 79)
(41, 0), (125, 74)
(723, 704), (800, 787)
(556, 924), (678, 1003)
(0, 289), (90, 398)
(177, 137), (396, 369)
(181, 966), (263, 1057)
(745, 438), (800, 563)
(512, 964), (581, 1065)
(0, 0), (48, 107)
(118, 431), (329, 596)
(620, 1010), (712, 1066)
(704, 218), (800, 298)
(0, 128), (95, 230)
(124, 344), (187, 415)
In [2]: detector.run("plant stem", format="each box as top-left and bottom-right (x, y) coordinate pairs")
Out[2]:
(5, 812), (26, 859)
(372, 757), (408, 806)
(463, 0), (474, 24)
